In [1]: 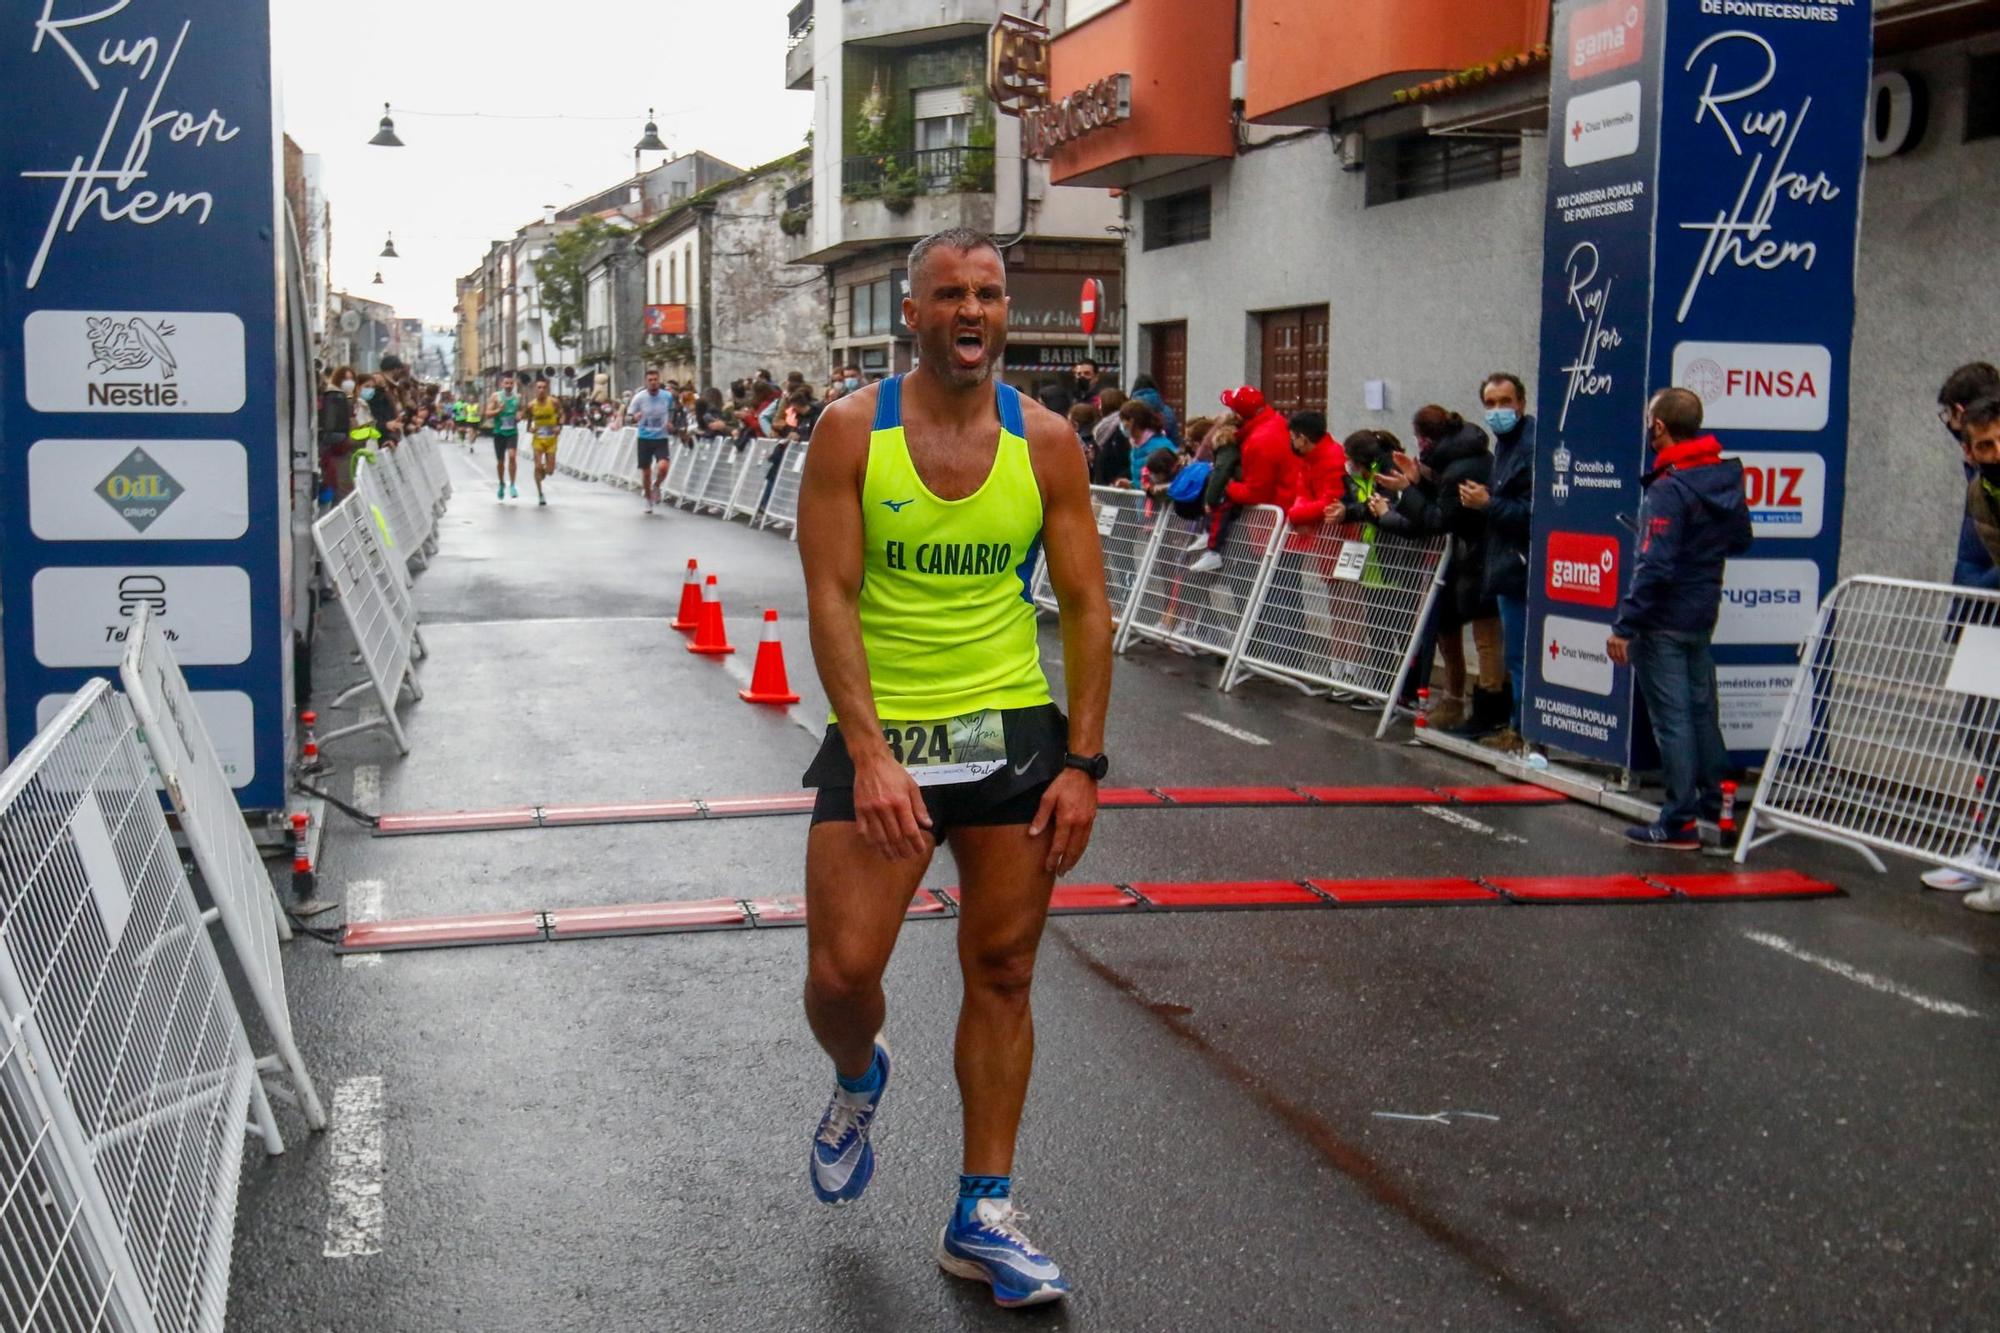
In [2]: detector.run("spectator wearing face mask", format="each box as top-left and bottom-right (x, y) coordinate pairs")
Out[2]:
(1457, 372), (1535, 752)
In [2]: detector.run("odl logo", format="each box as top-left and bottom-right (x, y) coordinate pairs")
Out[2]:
(1546, 531), (1620, 609)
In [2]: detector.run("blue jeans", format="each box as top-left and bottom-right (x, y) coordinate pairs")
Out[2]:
(1632, 629), (1729, 830)
(1496, 594), (1527, 730)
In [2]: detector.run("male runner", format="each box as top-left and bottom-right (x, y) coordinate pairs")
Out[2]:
(526, 376), (562, 505)
(627, 367), (676, 513)
(795, 227), (1112, 1309)
(486, 374), (520, 499)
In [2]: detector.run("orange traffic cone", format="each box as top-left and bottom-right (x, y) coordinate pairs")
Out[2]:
(672, 558), (702, 631)
(687, 574), (736, 655)
(740, 610), (801, 704)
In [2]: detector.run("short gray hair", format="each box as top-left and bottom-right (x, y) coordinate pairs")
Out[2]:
(906, 228), (1004, 289)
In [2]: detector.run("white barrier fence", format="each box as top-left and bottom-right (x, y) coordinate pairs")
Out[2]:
(1740, 576), (2000, 885)
(0, 679), (274, 1333)
(1223, 520), (1451, 738)
(312, 492), (423, 754)
(758, 440), (809, 534)
(121, 606), (326, 1134)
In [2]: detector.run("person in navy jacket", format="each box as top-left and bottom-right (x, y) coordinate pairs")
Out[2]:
(1607, 387), (1753, 850)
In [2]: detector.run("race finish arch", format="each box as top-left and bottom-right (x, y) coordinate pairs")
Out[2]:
(1527, 0), (1871, 769)
(1, 1), (295, 810)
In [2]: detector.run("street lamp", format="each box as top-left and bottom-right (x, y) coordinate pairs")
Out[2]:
(368, 102), (403, 147)
(371, 272), (384, 285)
(380, 232), (399, 259)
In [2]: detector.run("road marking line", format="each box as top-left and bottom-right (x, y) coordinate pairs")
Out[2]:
(323, 1075), (386, 1259)
(1181, 712), (1270, 746)
(1283, 708), (1345, 733)
(421, 615), (665, 629)
(343, 879), (384, 970)
(1741, 930), (1983, 1019)
(351, 764), (380, 815)
(1417, 805), (1529, 845)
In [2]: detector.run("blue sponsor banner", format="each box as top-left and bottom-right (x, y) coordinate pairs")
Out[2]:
(1, 4), (289, 807)
(1528, 0), (1668, 765)
(1528, 0), (1870, 768)
(1651, 0), (1871, 763)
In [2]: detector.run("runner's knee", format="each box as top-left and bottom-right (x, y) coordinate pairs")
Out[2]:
(961, 942), (1038, 1003)
(806, 950), (885, 1008)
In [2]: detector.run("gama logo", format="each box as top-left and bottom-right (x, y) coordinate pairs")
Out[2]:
(1546, 531), (1620, 609)
(1567, 0), (1645, 81)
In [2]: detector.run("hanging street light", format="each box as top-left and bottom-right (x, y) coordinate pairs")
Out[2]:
(371, 272), (384, 285)
(369, 102), (404, 147)
(380, 232), (399, 259)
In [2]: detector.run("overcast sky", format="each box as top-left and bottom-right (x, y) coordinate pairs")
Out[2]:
(272, 0), (813, 327)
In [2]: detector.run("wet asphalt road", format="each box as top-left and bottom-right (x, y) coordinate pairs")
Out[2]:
(227, 441), (2000, 1331)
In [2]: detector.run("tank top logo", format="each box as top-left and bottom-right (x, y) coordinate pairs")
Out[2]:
(884, 540), (1014, 576)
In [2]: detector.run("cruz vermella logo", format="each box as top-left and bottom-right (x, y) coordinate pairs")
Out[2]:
(84, 316), (181, 407)
(1546, 531), (1620, 609)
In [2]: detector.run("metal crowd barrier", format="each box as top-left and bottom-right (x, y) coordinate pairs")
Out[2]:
(661, 434), (703, 501)
(312, 493), (423, 754)
(677, 437), (724, 508)
(0, 679), (273, 1333)
(1222, 521), (1450, 738)
(1120, 503), (1286, 662)
(121, 605), (326, 1133)
(1031, 486), (1170, 637)
(758, 440), (809, 534)
(726, 440), (781, 521)
(695, 439), (752, 514)
(1739, 576), (2000, 886)
(354, 451), (427, 578)
(607, 427), (639, 487)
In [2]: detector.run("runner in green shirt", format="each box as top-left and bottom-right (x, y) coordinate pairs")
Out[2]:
(485, 374), (520, 499)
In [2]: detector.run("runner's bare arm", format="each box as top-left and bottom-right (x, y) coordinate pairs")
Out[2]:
(1023, 400), (1112, 874)
(796, 388), (933, 859)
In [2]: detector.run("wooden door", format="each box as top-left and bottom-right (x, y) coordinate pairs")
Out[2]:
(1258, 305), (1328, 417)
(1146, 321), (1186, 425)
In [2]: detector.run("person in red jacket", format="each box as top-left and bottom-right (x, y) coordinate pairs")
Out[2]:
(1191, 385), (1299, 572)
(1282, 410), (1347, 536)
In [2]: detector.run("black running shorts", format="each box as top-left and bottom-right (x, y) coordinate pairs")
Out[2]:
(805, 702), (1066, 840)
(637, 436), (669, 469)
(492, 433), (517, 461)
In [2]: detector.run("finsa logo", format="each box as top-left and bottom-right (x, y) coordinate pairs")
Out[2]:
(1569, 0), (1644, 81)
(1546, 531), (1620, 609)
(1672, 341), (1831, 432)
(84, 316), (182, 407)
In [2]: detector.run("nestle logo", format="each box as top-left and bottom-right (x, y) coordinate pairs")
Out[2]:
(1545, 531), (1620, 609)
(1569, 0), (1644, 80)
(88, 382), (182, 407)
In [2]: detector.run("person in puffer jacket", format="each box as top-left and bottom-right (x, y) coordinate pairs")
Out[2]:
(1607, 388), (1754, 851)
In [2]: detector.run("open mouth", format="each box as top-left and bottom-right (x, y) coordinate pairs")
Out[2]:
(952, 328), (986, 368)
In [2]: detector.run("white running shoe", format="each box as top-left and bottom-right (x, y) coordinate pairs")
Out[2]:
(1965, 882), (2000, 913)
(1189, 550), (1224, 574)
(1185, 532), (1210, 553)
(1921, 844), (1998, 893)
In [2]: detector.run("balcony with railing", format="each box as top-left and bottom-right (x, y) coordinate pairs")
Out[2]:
(785, 0), (814, 90)
(582, 326), (613, 363)
(841, 146), (994, 202)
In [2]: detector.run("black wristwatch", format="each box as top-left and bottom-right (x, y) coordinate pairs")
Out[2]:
(1063, 751), (1110, 781)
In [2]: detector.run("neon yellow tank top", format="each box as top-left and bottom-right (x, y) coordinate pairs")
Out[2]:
(855, 375), (1050, 719)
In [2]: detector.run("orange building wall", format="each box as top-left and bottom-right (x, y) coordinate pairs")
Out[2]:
(1244, 0), (1551, 123)
(1045, 0), (1237, 186)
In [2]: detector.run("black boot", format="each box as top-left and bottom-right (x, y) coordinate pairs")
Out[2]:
(1446, 686), (1507, 739)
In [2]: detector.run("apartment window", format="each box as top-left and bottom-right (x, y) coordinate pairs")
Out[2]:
(850, 277), (892, 337)
(672, 180), (691, 201)
(1969, 54), (2000, 142)
(1368, 133), (1521, 206)
(652, 261), (662, 302)
(913, 85), (972, 152)
(669, 254), (678, 303)
(1143, 188), (1211, 251)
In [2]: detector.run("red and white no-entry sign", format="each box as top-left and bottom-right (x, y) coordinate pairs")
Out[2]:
(1079, 278), (1103, 335)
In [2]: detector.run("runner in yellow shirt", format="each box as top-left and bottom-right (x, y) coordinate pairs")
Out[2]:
(526, 376), (562, 506)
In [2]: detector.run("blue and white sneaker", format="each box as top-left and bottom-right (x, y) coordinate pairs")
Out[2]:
(937, 1197), (1071, 1308)
(809, 1036), (890, 1206)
